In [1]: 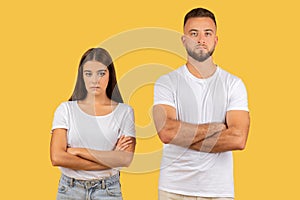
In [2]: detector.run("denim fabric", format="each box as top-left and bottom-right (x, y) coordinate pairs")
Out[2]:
(57, 173), (122, 200)
(159, 190), (234, 200)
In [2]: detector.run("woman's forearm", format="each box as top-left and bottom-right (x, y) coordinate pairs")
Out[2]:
(68, 148), (134, 168)
(51, 150), (110, 170)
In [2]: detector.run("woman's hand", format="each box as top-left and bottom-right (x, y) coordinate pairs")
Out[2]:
(115, 135), (133, 151)
(67, 148), (88, 156)
(67, 147), (79, 156)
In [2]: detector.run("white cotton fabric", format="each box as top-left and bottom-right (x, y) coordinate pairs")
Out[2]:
(51, 101), (135, 180)
(154, 65), (248, 197)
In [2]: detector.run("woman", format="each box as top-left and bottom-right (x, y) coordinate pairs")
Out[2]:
(50, 48), (136, 200)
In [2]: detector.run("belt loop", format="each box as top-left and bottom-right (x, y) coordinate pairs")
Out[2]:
(101, 179), (106, 189)
(70, 177), (74, 187)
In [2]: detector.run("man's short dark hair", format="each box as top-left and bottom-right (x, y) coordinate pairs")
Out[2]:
(184, 8), (217, 28)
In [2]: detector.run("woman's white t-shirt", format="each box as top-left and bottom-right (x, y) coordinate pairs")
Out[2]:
(51, 101), (135, 180)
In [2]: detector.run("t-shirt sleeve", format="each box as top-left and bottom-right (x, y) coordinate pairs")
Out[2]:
(153, 75), (175, 108)
(227, 78), (249, 112)
(119, 106), (136, 138)
(51, 102), (69, 133)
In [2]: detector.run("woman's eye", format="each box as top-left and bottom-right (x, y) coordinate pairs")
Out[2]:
(98, 72), (106, 77)
(85, 72), (92, 77)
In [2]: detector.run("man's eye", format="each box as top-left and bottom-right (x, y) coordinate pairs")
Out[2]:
(191, 32), (197, 36)
(205, 32), (212, 36)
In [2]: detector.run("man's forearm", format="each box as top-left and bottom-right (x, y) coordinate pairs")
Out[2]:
(161, 118), (226, 147)
(190, 110), (250, 153)
(190, 127), (247, 153)
(153, 104), (226, 148)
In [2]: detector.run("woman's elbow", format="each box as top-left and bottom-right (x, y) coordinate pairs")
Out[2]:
(50, 155), (59, 166)
(122, 153), (134, 167)
(50, 152), (64, 167)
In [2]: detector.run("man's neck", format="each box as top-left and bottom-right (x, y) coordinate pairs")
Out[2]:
(186, 56), (217, 79)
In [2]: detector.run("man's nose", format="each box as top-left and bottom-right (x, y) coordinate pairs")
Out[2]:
(197, 34), (205, 44)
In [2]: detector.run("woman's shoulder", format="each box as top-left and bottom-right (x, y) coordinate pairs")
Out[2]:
(55, 100), (76, 111)
(59, 100), (76, 107)
(115, 102), (134, 113)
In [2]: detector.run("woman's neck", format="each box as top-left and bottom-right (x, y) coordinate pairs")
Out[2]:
(81, 94), (111, 105)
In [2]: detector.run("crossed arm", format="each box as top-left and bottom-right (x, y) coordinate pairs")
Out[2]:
(153, 104), (250, 153)
(50, 129), (136, 170)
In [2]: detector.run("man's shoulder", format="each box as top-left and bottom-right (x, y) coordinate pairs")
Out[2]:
(218, 66), (242, 82)
(156, 65), (185, 82)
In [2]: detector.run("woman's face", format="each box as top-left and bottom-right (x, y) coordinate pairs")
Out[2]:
(82, 61), (109, 97)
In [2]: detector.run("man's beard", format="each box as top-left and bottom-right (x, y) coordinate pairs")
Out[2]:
(186, 45), (215, 62)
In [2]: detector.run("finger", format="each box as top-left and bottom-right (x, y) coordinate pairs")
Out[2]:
(118, 140), (132, 147)
(118, 135), (125, 142)
(117, 140), (132, 149)
(119, 145), (129, 151)
(116, 144), (129, 151)
(117, 140), (132, 148)
(119, 141), (132, 148)
(120, 136), (132, 142)
(117, 139), (128, 146)
(117, 135), (128, 143)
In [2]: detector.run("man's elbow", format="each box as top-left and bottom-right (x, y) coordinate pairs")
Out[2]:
(158, 129), (174, 144)
(235, 134), (248, 151)
(235, 142), (246, 151)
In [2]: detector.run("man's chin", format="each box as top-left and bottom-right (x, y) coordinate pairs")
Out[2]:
(190, 54), (210, 62)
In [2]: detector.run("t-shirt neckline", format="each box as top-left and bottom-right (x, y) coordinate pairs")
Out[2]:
(183, 64), (219, 83)
(75, 101), (120, 118)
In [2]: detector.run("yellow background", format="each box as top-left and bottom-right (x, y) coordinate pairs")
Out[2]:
(1, 0), (299, 199)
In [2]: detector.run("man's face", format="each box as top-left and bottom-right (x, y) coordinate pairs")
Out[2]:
(182, 17), (218, 62)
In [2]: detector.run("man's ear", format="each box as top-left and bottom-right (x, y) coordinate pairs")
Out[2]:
(215, 35), (218, 45)
(181, 35), (186, 45)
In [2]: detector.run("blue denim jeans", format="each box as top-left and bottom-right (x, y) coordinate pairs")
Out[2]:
(159, 190), (234, 200)
(57, 173), (122, 200)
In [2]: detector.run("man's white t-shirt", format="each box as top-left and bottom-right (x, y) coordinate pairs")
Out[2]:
(154, 65), (248, 197)
(51, 101), (135, 180)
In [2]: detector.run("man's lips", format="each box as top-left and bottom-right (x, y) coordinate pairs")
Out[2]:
(195, 45), (207, 50)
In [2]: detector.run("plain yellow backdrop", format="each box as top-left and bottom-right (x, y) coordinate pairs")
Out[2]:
(1, 0), (299, 199)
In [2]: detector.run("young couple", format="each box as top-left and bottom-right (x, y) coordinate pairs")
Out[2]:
(50, 7), (249, 200)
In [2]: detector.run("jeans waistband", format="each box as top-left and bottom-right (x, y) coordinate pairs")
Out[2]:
(61, 173), (120, 190)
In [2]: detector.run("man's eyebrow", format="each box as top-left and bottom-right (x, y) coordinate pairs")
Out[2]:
(204, 29), (215, 33)
(188, 28), (215, 33)
(188, 29), (199, 33)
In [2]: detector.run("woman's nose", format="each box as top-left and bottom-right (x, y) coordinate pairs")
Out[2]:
(92, 74), (100, 83)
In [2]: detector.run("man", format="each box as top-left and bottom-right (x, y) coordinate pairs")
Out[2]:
(153, 8), (250, 200)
